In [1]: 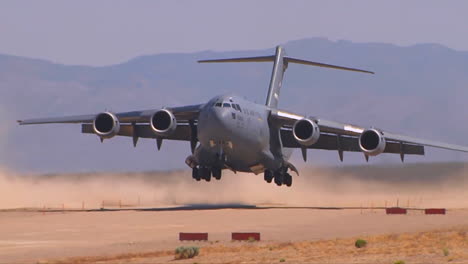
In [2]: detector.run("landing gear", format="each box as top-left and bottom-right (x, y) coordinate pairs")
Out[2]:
(186, 149), (225, 182)
(264, 170), (273, 183)
(274, 171), (283, 186)
(193, 166), (222, 182)
(192, 167), (201, 181)
(198, 167), (211, 182)
(212, 167), (222, 180)
(284, 173), (292, 187)
(265, 168), (293, 187)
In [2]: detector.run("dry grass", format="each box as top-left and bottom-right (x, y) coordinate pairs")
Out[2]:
(37, 250), (173, 264)
(42, 226), (468, 264)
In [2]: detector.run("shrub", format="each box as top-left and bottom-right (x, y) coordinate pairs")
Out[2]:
(443, 248), (450, 256)
(175, 246), (199, 259)
(279, 258), (286, 262)
(354, 239), (367, 248)
(248, 236), (257, 243)
(394, 260), (405, 264)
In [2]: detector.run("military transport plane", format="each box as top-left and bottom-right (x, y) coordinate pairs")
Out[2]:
(18, 46), (468, 187)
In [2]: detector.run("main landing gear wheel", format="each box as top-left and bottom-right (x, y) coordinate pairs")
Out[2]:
(264, 170), (273, 183)
(192, 168), (200, 181)
(274, 171), (283, 186)
(284, 173), (292, 187)
(199, 167), (211, 182)
(270, 169), (293, 187)
(212, 167), (222, 180)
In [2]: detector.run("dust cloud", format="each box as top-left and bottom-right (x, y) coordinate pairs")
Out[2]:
(0, 105), (11, 165)
(0, 163), (467, 210)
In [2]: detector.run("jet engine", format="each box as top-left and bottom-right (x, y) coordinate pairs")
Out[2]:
(359, 128), (386, 156)
(93, 112), (120, 139)
(150, 109), (177, 137)
(292, 118), (320, 146)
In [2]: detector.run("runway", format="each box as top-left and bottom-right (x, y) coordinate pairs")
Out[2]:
(1, 208), (468, 263)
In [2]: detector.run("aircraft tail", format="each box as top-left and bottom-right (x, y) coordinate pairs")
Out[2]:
(198, 46), (373, 109)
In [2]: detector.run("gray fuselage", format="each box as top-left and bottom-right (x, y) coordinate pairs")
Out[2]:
(195, 94), (287, 174)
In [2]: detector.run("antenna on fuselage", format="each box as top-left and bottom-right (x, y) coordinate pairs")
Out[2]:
(198, 46), (374, 109)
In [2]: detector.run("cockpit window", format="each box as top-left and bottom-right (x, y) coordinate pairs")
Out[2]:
(215, 103), (222, 107)
(223, 103), (231, 108)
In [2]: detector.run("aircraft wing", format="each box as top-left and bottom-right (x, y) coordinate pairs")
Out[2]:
(17, 104), (203, 125)
(280, 129), (425, 154)
(18, 104), (204, 145)
(272, 109), (468, 160)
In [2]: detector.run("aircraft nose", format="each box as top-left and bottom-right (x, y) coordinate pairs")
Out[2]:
(212, 107), (232, 130)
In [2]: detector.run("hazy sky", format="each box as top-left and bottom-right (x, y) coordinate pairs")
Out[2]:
(1, 0), (468, 66)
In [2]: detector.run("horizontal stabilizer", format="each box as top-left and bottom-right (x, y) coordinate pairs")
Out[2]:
(198, 55), (275, 63)
(284, 57), (374, 74)
(198, 55), (373, 74)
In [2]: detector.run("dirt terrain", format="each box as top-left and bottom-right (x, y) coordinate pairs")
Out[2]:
(42, 226), (468, 264)
(1, 209), (468, 263)
(0, 162), (467, 263)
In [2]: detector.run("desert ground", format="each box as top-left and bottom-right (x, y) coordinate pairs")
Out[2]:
(0, 162), (467, 263)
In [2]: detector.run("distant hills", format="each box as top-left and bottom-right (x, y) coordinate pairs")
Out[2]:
(1, 38), (467, 173)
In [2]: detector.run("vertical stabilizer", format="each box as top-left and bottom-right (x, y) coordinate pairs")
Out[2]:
(265, 46), (287, 109)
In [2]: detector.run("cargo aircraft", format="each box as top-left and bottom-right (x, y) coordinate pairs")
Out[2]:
(18, 46), (468, 187)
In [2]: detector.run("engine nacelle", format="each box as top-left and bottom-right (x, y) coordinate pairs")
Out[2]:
(150, 109), (177, 137)
(359, 128), (386, 156)
(292, 118), (320, 147)
(93, 112), (120, 139)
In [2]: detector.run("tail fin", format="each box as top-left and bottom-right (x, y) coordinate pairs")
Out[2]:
(198, 45), (373, 109)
